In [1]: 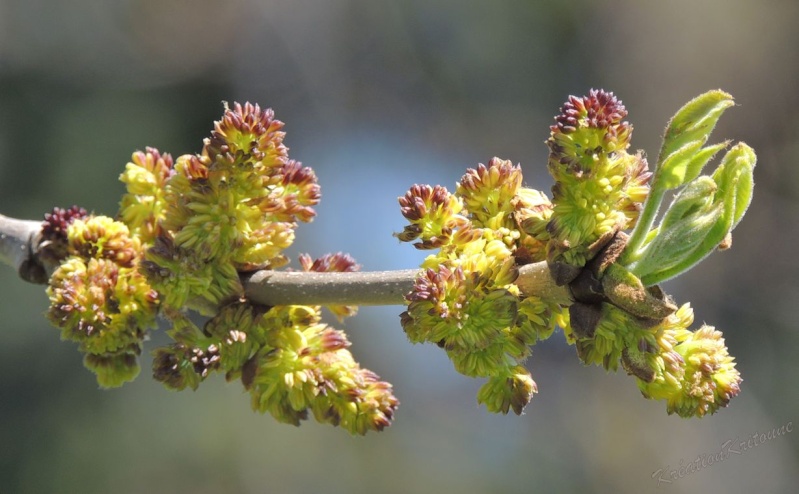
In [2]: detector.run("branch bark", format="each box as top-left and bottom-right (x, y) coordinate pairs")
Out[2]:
(1, 213), (572, 307)
(242, 269), (420, 306)
(0, 214), (51, 284)
(242, 263), (572, 306)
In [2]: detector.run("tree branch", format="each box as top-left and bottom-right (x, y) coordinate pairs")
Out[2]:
(243, 264), (572, 306)
(242, 269), (420, 306)
(0, 214), (51, 284)
(0, 213), (572, 307)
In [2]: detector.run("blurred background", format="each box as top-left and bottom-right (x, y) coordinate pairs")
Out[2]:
(1, 1), (798, 493)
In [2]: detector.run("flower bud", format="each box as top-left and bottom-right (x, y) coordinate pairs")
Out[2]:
(396, 184), (469, 249)
(118, 148), (174, 243)
(84, 352), (141, 389)
(636, 315), (742, 418)
(244, 305), (399, 435)
(545, 90), (651, 274)
(204, 102), (287, 166)
(456, 158), (522, 227)
(477, 366), (537, 415)
(67, 216), (141, 268)
(40, 206), (89, 262)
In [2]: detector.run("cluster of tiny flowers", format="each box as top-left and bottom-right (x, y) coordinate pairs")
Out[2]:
(617, 304), (741, 417)
(36, 90), (747, 426)
(566, 301), (651, 371)
(123, 103), (321, 313)
(40, 206), (89, 261)
(119, 147), (175, 244)
(398, 90), (745, 418)
(546, 89), (651, 283)
(544, 91), (742, 416)
(39, 103), (399, 433)
(45, 213), (159, 387)
(398, 158), (565, 414)
(122, 105), (397, 433)
(152, 278), (398, 434)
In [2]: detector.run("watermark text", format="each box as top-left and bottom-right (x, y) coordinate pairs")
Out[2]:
(652, 421), (793, 486)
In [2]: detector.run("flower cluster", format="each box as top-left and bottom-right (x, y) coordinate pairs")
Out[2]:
(546, 89), (651, 283)
(398, 158), (565, 414)
(399, 89), (751, 418)
(153, 295), (398, 435)
(563, 301), (740, 416)
(118, 147), (174, 244)
(554, 91), (750, 417)
(122, 103), (321, 313)
(123, 105), (396, 433)
(46, 215), (159, 387)
(630, 305), (741, 417)
(39, 205), (89, 263)
(39, 103), (399, 433)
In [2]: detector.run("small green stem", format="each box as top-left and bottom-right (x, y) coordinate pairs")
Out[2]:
(620, 183), (665, 266)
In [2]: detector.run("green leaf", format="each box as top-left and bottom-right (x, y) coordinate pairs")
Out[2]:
(654, 91), (734, 191)
(634, 145), (754, 285)
(622, 91), (736, 263)
(657, 140), (706, 190)
(712, 142), (756, 228)
(640, 205), (730, 286)
(657, 140), (730, 191)
(631, 177), (722, 281)
(659, 176), (717, 231)
(660, 90), (734, 161)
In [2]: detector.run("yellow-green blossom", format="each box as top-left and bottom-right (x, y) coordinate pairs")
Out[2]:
(572, 302), (653, 371)
(398, 159), (564, 414)
(138, 103), (320, 311)
(456, 157), (522, 228)
(477, 366), (538, 415)
(396, 184), (469, 249)
(67, 216), (141, 268)
(118, 147), (174, 244)
(140, 233), (241, 313)
(47, 221), (158, 388)
(47, 257), (155, 355)
(151, 302), (399, 435)
(632, 305), (741, 417)
(243, 304), (398, 434)
(513, 187), (553, 263)
(546, 89), (651, 280)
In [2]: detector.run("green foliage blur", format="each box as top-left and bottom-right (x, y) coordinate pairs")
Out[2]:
(1, 1), (797, 492)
